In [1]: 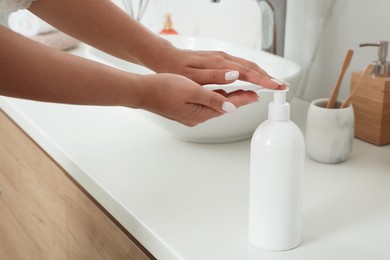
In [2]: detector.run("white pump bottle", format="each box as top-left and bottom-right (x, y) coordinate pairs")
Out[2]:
(249, 88), (305, 251)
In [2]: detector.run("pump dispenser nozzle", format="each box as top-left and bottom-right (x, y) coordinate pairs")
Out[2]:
(267, 88), (290, 121)
(273, 91), (286, 105)
(359, 41), (390, 77)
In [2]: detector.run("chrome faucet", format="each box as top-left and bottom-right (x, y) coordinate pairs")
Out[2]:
(211, 0), (286, 56)
(122, 0), (150, 21)
(122, 0), (286, 56)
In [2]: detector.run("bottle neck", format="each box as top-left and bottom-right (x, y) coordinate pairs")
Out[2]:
(268, 101), (290, 121)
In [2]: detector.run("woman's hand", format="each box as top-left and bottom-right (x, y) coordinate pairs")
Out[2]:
(151, 46), (287, 89)
(138, 73), (258, 126)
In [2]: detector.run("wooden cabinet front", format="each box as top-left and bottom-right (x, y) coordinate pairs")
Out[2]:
(0, 110), (155, 260)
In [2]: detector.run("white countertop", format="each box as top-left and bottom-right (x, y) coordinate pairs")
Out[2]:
(1, 48), (390, 260)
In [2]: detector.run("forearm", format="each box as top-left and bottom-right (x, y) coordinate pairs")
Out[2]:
(0, 25), (144, 107)
(28, 0), (173, 71)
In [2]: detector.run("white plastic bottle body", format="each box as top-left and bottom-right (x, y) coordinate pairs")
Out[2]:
(249, 120), (305, 251)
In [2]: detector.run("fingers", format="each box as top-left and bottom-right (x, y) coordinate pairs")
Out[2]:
(194, 86), (260, 113)
(189, 87), (258, 122)
(193, 87), (236, 114)
(233, 64), (280, 89)
(213, 89), (228, 96)
(220, 60), (282, 89)
(222, 53), (271, 77)
(182, 95), (228, 126)
(189, 51), (287, 89)
(226, 90), (259, 108)
(187, 66), (282, 90)
(187, 69), (240, 85)
(189, 89), (259, 126)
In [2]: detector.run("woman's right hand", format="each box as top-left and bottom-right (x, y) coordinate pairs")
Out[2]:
(137, 73), (258, 127)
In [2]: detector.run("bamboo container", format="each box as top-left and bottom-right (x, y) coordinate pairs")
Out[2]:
(350, 72), (390, 145)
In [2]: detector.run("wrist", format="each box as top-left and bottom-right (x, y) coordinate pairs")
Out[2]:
(116, 73), (147, 109)
(137, 36), (178, 73)
(125, 74), (159, 111)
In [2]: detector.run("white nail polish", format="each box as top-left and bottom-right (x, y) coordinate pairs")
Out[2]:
(221, 102), (237, 113)
(225, 71), (239, 81)
(271, 78), (290, 86)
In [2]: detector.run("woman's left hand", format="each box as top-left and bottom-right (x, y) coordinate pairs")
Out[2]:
(152, 47), (286, 89)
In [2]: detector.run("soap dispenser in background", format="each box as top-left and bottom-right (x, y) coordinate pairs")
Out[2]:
(159, 14), (178, 35)
(249, 88), (305, 251)
(351, 41), (390, 146)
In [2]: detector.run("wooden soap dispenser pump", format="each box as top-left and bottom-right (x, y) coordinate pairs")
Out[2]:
(350, 41), (390, 146)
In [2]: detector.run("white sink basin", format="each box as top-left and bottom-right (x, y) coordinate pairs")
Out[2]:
(86, 35), (301, 143)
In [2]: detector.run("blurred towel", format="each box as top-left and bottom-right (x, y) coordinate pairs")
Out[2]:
(8, 10), (55, 36)
(8, 10), (80, 51)
(30, 31), (80, 51)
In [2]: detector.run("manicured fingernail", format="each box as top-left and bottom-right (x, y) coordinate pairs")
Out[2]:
(271, 78), (290, 86)
(221, 101), (237, 113)
(225, 71), (239, 81)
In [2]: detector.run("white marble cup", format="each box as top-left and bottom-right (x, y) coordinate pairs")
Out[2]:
(306, 98), (354, 164)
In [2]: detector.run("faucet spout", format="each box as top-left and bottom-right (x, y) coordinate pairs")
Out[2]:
(264, 0), (286, 56)
(122, 0), (150, 21)
(211, 0), (286, 56)
(257, 1), (274, 54)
